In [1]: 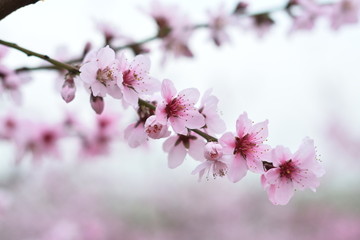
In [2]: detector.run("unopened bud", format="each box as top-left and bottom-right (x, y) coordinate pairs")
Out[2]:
(61, 75), (76, 103)
(90, 93), (104, 114)
(204, 142), (223, 161)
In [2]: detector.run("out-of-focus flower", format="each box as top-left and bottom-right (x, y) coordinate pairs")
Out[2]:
(329, 0), (360, 29)
(219, 112), (269, 182)
(261, 138), (325, 205)
(147, 1), (194, 61)
(208, 5), (234, 46)
(155, 79), (205, 135)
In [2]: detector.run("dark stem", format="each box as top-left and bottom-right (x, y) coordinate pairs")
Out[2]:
(0, 39), (80, 74)
(0, 0), (40, 20)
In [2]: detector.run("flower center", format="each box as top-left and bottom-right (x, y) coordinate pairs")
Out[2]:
(233, 134), (256, 159)
(122, 69), (138, 88)
(96, 67), (115, 86)
(146, 123), (163, 135)
(165, 98), (185, 118)
(41, 131), (56, 146)
(279, 159), (297, 180)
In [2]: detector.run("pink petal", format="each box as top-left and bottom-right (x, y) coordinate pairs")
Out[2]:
(107, 85), (123, 99)
(97, 46), (115, 69)
(271, 179), (294, 205)
(170, 117), (187, 135)
(236, 112), (252, 138)
(249, 119), (268, 143)
(131, 55), (150, 73)
(270, 146), (293, 167)
(247, 156), (265, 174)
(122, 87), (139, 106)
(124, 123), (147, 148)
(293, 137), (316, 169)
(79, 62), (98, 84)
(155, 103), (168, 125)
(188, 138), (206, 161)
(219, 132), (235, 154)
(292, 170), (320, 191)
(177, 88), (200, 105)
(205, 114), (226, 134)
(192, 161), (212, 181)
(163, 136), (177, 152)
(264, 168), (281, 185)
(161, 79), (177, 102)
(168, 144), (187, 169)
(183, 110), (205, 129)
(228, 155), (248, 182)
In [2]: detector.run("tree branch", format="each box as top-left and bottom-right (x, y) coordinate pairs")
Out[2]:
(0, 0), (40, 20)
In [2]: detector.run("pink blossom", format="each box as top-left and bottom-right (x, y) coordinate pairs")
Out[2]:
(329, 0), (359, 30)
(219, 112), (269, 182)
(80, 46), (123, 98)
(14, 121), (64, 162)
(261, 138), (325, 205)
(192, 142), (229, 181)
(155, 79), (205, 135)
(79, 113), (120, 158)
(144, 115), (171, 139)
(199, 89), (226, 135)
(163, 133), (205, 169)
(117, 53), (160, 106)
(208, 5), (233, 46)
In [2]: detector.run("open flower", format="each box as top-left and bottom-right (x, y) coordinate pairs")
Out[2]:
(117, 53), (160, 106)
(155, 79), (205, 135)
(219, 112), (269, 182)
(80, 46), (122, 99)
(261, 138), (325, 205)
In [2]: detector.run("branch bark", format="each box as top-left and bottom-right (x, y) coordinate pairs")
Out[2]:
(0, 0), (39, 20)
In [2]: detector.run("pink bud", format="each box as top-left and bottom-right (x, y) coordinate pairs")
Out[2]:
(90, 93), (104, 114)
(61, 76), (76, 103)
(144, 115), (171, 139)
(204, 142), (223, 161)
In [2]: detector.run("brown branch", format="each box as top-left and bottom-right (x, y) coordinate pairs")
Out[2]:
(0, 0), (40, 20)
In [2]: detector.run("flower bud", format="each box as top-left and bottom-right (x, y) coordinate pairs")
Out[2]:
(61, 76), (76, 103)
(90, 93), (104, 115)
(204, 142), (223, 161)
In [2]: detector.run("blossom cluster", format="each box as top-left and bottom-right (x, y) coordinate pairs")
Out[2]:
(0, 0), (347, 205)
(94, 0), (360, 61)
(49, 45), (328, 205)
(0, 112), (121, 162)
